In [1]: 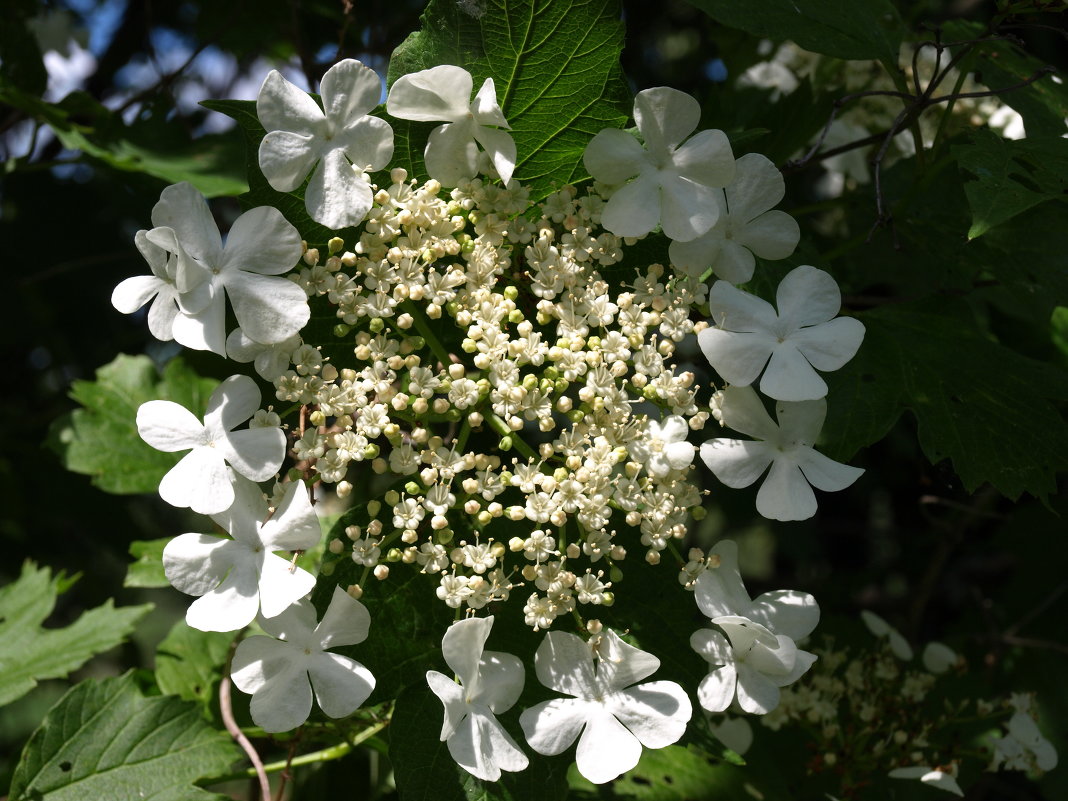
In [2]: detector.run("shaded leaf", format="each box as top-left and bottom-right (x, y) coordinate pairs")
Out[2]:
(48, 354), (217, 495)
(124, 538), (171, 589)
(155, 621), (233, 715)
(9, 673), (241, 801)
(0, 562), (151, 707)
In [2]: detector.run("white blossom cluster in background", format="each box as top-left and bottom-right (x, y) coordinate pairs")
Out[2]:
(108, 58), (1056, 788)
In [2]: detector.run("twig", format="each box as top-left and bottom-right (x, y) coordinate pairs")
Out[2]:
(221, 637), (271, 800)
(1005, 581), (1068, 638)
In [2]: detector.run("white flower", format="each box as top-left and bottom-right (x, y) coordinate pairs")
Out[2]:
(583, 87), (734, 241)
(231, 586), (376, 732)
(698, 385), (863, 521)
(921, 641), (958, 674)
(137, 374), (286, 515)
(991, 711), (1058, 772)
(148, 182), (309, 355)
(257, 59), (394, 229)
(698, 265), (864, 401)
(162, 477), (321, 632)
(386, 65), (516, 187)
(690, 540), (819, 715)
(519, 628), (691, 784)
(628, 415), (695, 478)
(111, 230), (189, 341)
(860, 610), (914, 661)
(668, 153), (800, 283)
(426, 617), (528, 781)
(690, 616), (817, 715)
(225, 329), (301, 381)
(888, 766), (964, 797)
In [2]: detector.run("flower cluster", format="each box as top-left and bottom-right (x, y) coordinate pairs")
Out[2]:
(113, 60), (873, 784)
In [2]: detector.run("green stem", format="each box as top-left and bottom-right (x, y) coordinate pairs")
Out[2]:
(882, 58), (926, 169)
(486, 411), (538, 460)
(199, 719), (389, 786)
(401, 300), (453, 368)
(929, 47), (976, 161)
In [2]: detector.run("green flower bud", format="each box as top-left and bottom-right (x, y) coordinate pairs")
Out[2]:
(369, 317), (385, 333)
(333, 324), (351, 338)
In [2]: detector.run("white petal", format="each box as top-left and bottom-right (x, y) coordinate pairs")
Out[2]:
(888, 629), (914, 661)
(150, 182), (223, 266)
(471, 123), (517, 185)
(305, 148), (374, 229)
(478, 651), (525, 713)
(664, 440), (696, 471)
(223, 269), (310, 345)
(185, 561), (261, 632)
(583, 129), (646, 185)
(159, 448), (234, 515)
(258, 130), (320, 192)
(759, 341), (828, 401)
(204, 374), (260, 432)
(771, 647), (817, 687)
(257, 552), (316, 618)
(249, 659), (313, 732)
(698, 328), (775, 388)
(745, 634), (797, 678)
(611, 681), (692, 748)
(796, 447), (864, 493)
(658, 174), (720, 242)
(707, 280), (778, 331)
(725, 153), (784, 222)
(755, 458), (817, 521)
(162, 533), (237, 596)
(257, 70), (324, 135)
(888, 767), (964, 797)
(575, 708), (643, 784)
(321, 59), (381, 124)
(594, 629), (661, 693)
(144, 226), (210, 297)
(694, 542), (751, 618)
(447, 708), (528, 782)
(921, 642), (957, 674)
(773, 397), (827, 445)
(441, 616), (493, 689)
(316, 585), (371, 649)
(260, 478), (321, 551)
(112, 275), (163, 315)
(668, 220), (726, 278)
(712, 240), (757, 284)
(171, 292), (226, 356)
(748, 589), (820, 641)
(231, 635), (290, 694)
(221, 206), (302, 277)
(309, 651), (375, 717)
(775, 265), (842, 331)
(424, 119), (480, 187)
(696, 665), (737, 712)
(734, 663), (781, 714)
(715, 386), (780, 441)
(533, 630), (596, 698)
(601, 175), (661, 238)
(699, 439), (774, 489)
(133, 227), (172, 278)
(520, 697), (589, 756)
(386, 65), (472, 122)
(145, 290), (181, 341)
(860, 610), (891, 637)
(137, 400), (204, 452)
(689, 628), (732, 665)
(259, 596), (318, 643)
(336, 115), (395, 172)
(736, 210), (800, 260)
(471, 78), (509, 128)
(427, 670), (467, 740)
(671, 128), (735, 190)
(791, 317), (865, 371)
(210, 471), (267, 545)
(633, 86), (699, 156)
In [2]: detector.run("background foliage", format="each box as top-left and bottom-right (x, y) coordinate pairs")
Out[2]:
(2, 0), (1067, 799)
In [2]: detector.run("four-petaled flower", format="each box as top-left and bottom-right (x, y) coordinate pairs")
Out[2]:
(231, 586), (376, 732)
(668, 153), (800, 283)
(520, 628), (691, 784)
(583, 86), (735, 242)
(426, 616), (528, 781)
(163, 476), (321, 632)
(258, 59), (394, 229)
(137, 374), (286, 515)
(387, 65), (516, 187)
(628, 415), (695, 478)
(698, 264), (864, 401)
(699, 385), (863, 521)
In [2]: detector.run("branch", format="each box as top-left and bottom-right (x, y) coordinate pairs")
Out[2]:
(220, 637), (271, 800)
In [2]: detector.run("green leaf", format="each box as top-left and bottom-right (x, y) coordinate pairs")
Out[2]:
(48, 354), (218, 495)
(390, 683), (570, 801)
(821, 302), (1068, 500)
(124, 538), (171, 588)
(0, 562), (152, 707)
(682, 0), (905, 63)
(568, 745), (754, 800)
(154, 621), (233, 715)
(386, 0), (630, 201)
(8, 673), (242, 801)
(954, 128), (1068, 239)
